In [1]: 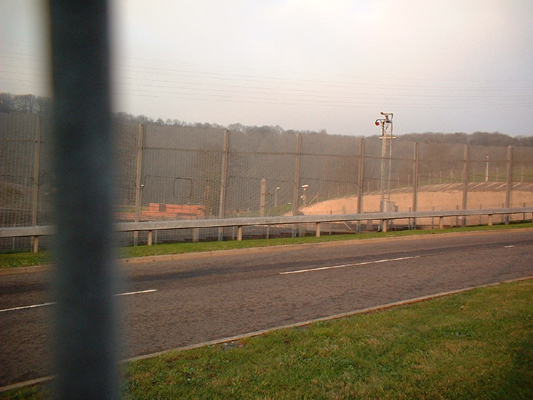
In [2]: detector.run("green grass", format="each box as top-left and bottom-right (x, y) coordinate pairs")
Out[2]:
(3, 280), (532, 399)
(1, 222), (532, 269)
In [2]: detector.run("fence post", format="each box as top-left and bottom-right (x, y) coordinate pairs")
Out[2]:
(505, 145), (513, 225)
(260, 178), (266, 217)
(412, 143), (419, 229)
(357, 138), (365, 233)
(134, 124), (144, 246)
(462, 144), (469, 227)
(218, 130), (229, 240)
(31, 115), (42, 253)
(292, 134), (302, 237)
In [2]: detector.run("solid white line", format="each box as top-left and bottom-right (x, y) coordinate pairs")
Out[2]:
(280, 256), (419, 275)
(0, 289), (158, 313)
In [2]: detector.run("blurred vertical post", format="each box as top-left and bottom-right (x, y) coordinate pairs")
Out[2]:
(49, 1), (120, 399)
(31, 115), (42, 253)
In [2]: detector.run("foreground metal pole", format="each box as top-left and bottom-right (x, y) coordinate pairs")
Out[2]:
(50, 1), (120, 399)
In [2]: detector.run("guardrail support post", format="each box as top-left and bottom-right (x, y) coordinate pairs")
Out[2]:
(237, 226), (243, 241)
(32, 236), (40, 253)
(488, 214), (493, 226)
(439, 216), (443, 230)
(147, 231), (153, 246)
(382, 220), (388, 233)
(316, 222), (321, 237)
(193, 228), (200, 242)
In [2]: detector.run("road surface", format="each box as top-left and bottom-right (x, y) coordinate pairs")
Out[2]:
(1, 229), (532, 387)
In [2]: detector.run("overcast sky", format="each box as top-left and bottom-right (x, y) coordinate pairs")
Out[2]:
(1, 0), (532, 136)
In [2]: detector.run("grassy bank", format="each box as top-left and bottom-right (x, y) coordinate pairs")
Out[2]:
(4, 279), (532, 399)
(1, 222), (532, 269)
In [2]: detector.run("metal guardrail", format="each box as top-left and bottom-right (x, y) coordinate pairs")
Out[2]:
(2, 207), (532, 244)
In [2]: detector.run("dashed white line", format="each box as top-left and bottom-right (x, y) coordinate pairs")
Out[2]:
(504, 245), (515, 248)
(280, 256), (419, 275)
(117, 289), (158, 297)
(0, 302), (55, 314)
(0, 289), (158, 313)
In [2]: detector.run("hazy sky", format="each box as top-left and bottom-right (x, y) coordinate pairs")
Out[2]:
(1, 0), (532, 136)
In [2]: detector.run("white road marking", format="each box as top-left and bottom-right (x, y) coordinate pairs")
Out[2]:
(504, 245), (515, 248)
(0, 289), (157, 313)
(280, 256), (419, 275)
(0, 302), (55, 313)
(117, 289), (158, 296)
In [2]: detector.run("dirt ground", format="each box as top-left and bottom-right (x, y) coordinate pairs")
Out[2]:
(301, 187), (532, 226)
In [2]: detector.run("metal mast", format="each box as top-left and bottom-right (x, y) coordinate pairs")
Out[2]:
(375, 112), (395, 212)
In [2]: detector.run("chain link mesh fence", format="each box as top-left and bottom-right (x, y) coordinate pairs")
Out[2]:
(1, 112), (532, 250)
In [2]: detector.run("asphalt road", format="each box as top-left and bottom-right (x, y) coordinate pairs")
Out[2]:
(1, 229), (532, 387)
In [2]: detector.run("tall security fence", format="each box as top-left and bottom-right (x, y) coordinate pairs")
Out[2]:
(2, 112), (533, 251)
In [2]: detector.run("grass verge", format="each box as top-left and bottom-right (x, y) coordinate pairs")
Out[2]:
(1, 222), (532, 269)
(4, 279), (532, 399)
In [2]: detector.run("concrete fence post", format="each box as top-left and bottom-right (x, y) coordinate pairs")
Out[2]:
(31, 115), (42, 253)
(218, 130), (229, 240)
(412, 143), (419, 229)
(292, 134), (302, 237)
(505, 146), (513, 225)
(134, 124), (144, 246)
(260, 178), (266, 217)
(357, 138), (365, 233)
(462, 144), (469, 227)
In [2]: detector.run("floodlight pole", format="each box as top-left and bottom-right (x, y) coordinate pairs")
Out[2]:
(375, 112), (394, 212)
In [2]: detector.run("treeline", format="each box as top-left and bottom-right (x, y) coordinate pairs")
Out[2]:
(394, 131), (533, 148)
(2, 92), (531, 147)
